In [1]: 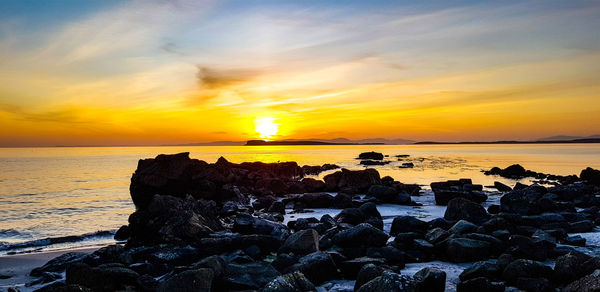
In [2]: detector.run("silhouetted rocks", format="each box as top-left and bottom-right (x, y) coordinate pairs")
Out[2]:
(360, 160), (389, 166)
(301, 163), (339, 175)
(493, 181), (512, 192)
(431, 179), (486, 205)
(581, 167), (600, 185)
(29, 154), (600, 292)
(358, 151), (384, 160)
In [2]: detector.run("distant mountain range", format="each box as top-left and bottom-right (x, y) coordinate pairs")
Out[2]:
(536, 135), (600, 141)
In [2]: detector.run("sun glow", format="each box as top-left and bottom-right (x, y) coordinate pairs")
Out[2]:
(254, 117), (279, 140)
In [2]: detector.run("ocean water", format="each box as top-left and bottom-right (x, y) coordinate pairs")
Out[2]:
(1, 144), (599, 255)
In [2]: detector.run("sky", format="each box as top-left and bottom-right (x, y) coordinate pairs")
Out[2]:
(0, 0), (599, 146)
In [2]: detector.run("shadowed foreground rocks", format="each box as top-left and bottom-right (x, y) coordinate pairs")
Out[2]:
(26, 153), (600, 292)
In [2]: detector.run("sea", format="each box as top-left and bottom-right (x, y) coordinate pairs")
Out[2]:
(1, 144), (600, 256)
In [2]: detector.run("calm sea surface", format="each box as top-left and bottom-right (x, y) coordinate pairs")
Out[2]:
(1, 144), (599, 254)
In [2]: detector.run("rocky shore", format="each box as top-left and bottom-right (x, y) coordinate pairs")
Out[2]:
(20, 152), (600, 291)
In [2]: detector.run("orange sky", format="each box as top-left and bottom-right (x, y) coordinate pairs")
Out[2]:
(0, 1), (599, 146)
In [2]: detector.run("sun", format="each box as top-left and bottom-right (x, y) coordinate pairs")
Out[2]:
(254, 117), (279, 141)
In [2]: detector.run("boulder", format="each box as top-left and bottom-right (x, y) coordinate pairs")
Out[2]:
(334, 202), (383, 229)
(554, 251), (592, 284)
(357, 271), (416, 292)
(444, 198), (489, 225)
(294, 251), (340, 285)
(358, 152), (384, 160)
(390, 216), (429, 235)
(413, 267), (446, 292)
(222, 261), (281, 290)
(494, 181), (512, 192)
(279, 229), (319, 255)
(323, 169), (381, 191)
(260, 271), (316, 292)
(233, 213), (289, 240)
(502, 259), (553, 284)
(339, 257), (386, 279)
(446, 238), (491, 263)
(448, 220), (479, 234)
(30, 252), (87, 277)
(66, 262), (140, 291)
(459, 261), (500, 281)
(354, 264), (384, 291)
(564, 269), (600, 292)
(157, 269), (214, 292)
(332, 223), (389, 248)
(456, 277), (494, 292)
(580, 167), (600, 185)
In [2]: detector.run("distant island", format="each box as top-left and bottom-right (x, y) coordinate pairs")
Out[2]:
(415, 138), (600, 145)
(245, 140), (384, 146)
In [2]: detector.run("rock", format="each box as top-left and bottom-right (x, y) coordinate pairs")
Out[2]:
(444, 198), (489, 225)
(66, 262), (140, 291)
(339, 257), (386, 279)
(413, 267), (446, 292)
(114, 225), (130, 241)
(507, 235), (554, 261)
(494, 182), (512, 192)
(302, 164), (339, 176)
(514, 277), (552, 291)
(285, 193), (335, 209)
(294, 251), (340, 285)
(485, 164), (535, 179)
(456, 277), (494, 291)
(354, 264), (384, 291)
(357, 271), (416, 292)
(365, 246), (405, 265)
(157, 268), (214, 292)
(459, 261), (500, 281)
(368, 185), (397, 203)
(128, 195), (223, 245)
(260, 271), (315, 292)
(425, 228), (449, 244)
(279, 229), (319, 255)
(446, 238), (491, 263)
(358, 152), (384, 160)
(334, 202), (383, 229)
(223, 261), (281, 290)
(332, 193), (353, 209)
(502, 259), (553, 284)
(360, 160), (389, 166)
(390, 216), (429, 235)
(448, 220), (479, 234)
(553, 251), (592, 284)
(233, 213), (289, 240)
(563, 235), (586, 246)
(323, 169), (381, 192)
(30, 252), (87, 277)
(399, 162), (414, 168)
(580, 167), (600, 185)
(268, 201), (286, 214)
(332, 223), (389, 247)
(569, 220), (595, 233)
(564, 269), (600, 292)
(431, 180), (486, 205)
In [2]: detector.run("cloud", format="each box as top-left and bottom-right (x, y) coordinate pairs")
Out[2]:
(196, 66), (260, 89)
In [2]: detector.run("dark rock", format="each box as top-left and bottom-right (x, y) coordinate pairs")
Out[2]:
(294, 251), (340, 285)
(507, 235), (554, 261)
(358, 152), (384, 160)
(222, 261), (281, 290)
(334, 202), (383, 229)
(425, 228), (449, 244)
(157, 268), (214, 292)
(513, 277), (552, 292)
(279, 229), (319, 255)
(459, 261), (500, 281)
(233, 213), (289, 240)
(502, 259), (552, 284)
(446, 238), (491, 263)
(332, 223), (389, 247)
(413, 267), (446, 292)
(360, 160), (390, 166)
(563, 235), (586, 246)
(399, 162), (414, 168)
(368, 185), (397, 203)
(554, 251), (592, 284)
(569, 220), (595, 233)
(580, 167), (600, 185)
(268, 201), (286, 214)
(339, 257), (386, 279)
(390, 216), (429, 235)
(357, 271), (416, 292)
(31, 252), (87, 277)
(431, 180), (486, 205)
(365, 246), (405, 265)
(456, 277), (494, 292)
(66, 262), (139, 291)
(260, 271), (316, 292)
(354, 264), (384, 291)
(448, 220), (479, 234)
(563, 269), (600, 292)
(285, 193), (335, 209)
(114, 225), (130, 241)
(494, 182), (512, 192)
(444, 198), (489, 225)
(331, 193), (353, 209)
(487, 204), (501, 214)
(323, 169), (381, 192)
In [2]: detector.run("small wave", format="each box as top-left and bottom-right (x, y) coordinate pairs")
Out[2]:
(0, 229), (22, 237)
(0, 230), (115, 253)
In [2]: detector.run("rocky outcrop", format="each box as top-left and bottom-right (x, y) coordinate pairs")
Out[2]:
(323, 168), (381, 192)
(431, 179), (487, 205)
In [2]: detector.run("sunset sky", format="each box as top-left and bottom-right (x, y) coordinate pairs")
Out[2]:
(1, 0), (599, 146)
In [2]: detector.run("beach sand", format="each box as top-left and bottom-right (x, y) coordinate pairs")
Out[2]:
(0, 247), (100, 292)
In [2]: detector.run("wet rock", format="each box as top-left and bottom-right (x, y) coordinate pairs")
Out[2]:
(260, 271), (316, 292)
(506, 235), (554, 261)
(334, 202), (383, 229)
(425, 228), (449, 244)
(569, 220), (595, 233)
(444, 198), (490, 225)
(390, 216), (429, 235)
(114, 225), (130, 241)
(302, 164), (339, 176)
(457, 276), (494, 292)
(354, 264), (384, 291)
(356, 271), (416, 292)
(279, 229), (319, 255)
(484, 164), (538, 179)
(268, 201), (285, 214)
(446, 238), (491, 263)
(580, 167), (600, 185)
(332, 223), (389, 248)
(293, 251), (340, 285)
(360, 160), (389, 166)
(233, 213), (289, 240)
(459, 261), (500, 281)
(502, 259), (552, 284)
(157, 268), (214, 292)
(399, 162), (414, 168)
(554, 251), (592, 284)
(514, 277), (552, 292)
(563, 235), (586, 246)
(358, 152), (384, 160)
(66, 262), (139, 291)
(30, 252), (87, 277)
(413, 267), (446, 292)
(323, 169), (381, 192)
(563, 269), (600, 292)
(285, 193), (335, 209)
(331, 193), (353, 209)
(448, 220), (479, 234)
(494, 181), (512, 192)
(222, 261), (281, 290)
(431, 179), (486, 205)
